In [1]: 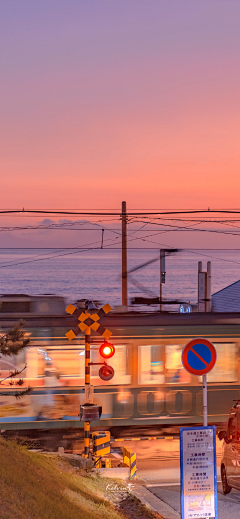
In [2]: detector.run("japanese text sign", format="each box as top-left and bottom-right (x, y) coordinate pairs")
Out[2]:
(180, 426), (218, 519)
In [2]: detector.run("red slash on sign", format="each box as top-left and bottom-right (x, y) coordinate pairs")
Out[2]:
(182, 338), (217, 376)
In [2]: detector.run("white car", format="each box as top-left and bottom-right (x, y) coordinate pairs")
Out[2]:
(219, 402), (240, 494)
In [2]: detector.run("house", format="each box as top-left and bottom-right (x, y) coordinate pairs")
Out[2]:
(212, 280), (240, 312)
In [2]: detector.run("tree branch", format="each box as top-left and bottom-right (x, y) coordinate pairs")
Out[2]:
(0, 365), (27, 385)
(0, 387), (32, 399)
(0, 322), (31, 400)
(0, 322), (30, 356)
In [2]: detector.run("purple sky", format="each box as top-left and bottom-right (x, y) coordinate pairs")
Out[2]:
(1, 1), (240, 248)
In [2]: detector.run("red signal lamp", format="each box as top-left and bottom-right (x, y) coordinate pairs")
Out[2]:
(99, 365), (114, 381)
(99, 341), (115, 359)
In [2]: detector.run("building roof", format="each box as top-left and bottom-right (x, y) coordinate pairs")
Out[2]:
(212, 279), (240, 312)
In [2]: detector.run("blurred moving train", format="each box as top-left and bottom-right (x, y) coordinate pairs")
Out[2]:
(0, 293), (239, 432)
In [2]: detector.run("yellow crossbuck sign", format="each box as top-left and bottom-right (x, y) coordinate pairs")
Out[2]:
(65, 303), (112, 340)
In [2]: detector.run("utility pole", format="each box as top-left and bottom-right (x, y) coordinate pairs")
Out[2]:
(122, 201), (128, 306)
(198, 261), (211, 312)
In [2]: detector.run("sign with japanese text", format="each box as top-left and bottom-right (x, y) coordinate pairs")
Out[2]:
(180, 426), (218, 519)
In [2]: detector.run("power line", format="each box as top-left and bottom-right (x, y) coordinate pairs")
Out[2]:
(3, 209), (240, 216)
(0, 222), (123, 268)
(133, 234), (240, 267)
(1, 248), (240, 250)
(3, 218), (240, 236)
(2, 206), (240, 210)
(1, 245), (240, 269)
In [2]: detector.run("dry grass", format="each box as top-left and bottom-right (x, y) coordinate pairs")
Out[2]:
(0, 437), (124, 519)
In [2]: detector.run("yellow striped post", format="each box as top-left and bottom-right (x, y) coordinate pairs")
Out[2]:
(92, 431), (111, 457)
(123, 446), (137, 478)
(84, 421), (90, 458)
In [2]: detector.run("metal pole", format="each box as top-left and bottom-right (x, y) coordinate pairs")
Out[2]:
(203, 374), (208, 426)
(84, 326), (91, 458)
(198, 262), (202, 313)
(160, 249), (162, 311)
(198, 261), (206, 312)
(206, 261), (211, 312)
(160, 250), (165, 312)
(122, 201), (128, 306)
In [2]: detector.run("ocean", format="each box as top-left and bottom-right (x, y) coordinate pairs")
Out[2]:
(0, 248), (240, 308)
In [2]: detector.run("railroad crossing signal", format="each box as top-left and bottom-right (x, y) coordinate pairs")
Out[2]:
(65, 303), (112, 341)
(66, 301), (113, 459)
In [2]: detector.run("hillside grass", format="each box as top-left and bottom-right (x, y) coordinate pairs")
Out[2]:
(0, 438), (124, 519)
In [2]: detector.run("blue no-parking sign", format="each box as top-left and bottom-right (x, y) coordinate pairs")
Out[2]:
(182, 338), (216, 376)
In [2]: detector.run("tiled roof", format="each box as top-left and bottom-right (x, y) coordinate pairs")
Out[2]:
(212, 280), (240, 312)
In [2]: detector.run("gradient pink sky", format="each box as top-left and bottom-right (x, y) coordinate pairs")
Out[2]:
(1, 0), (240, 213)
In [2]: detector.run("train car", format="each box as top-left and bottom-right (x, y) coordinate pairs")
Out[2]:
(0, 294), (240, 433)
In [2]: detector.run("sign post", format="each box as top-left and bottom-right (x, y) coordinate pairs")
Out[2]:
(181, 338), (218, 518)
(182, 338), (216, 426)
(202, 375), (207, 427)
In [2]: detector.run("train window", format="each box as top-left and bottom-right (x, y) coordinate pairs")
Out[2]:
(0, 301), (30, 313)
(14, 349), (26, 373)
(199, 343), (237, 383)
(91, 344), (131, 385)
(38, 351), (45, 376)
(43, 349), (82, 376)
(138, 345), (164, 385)
(0, 357), (17, 376)
(90, 348), (101, 376)
(165, 345), (191, 384)
(0, 349), (26, 382)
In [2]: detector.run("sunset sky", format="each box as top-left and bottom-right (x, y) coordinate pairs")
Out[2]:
(1, 0), (240, 215)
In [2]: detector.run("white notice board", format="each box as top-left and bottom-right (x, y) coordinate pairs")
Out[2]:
(180, 426), (218, 519)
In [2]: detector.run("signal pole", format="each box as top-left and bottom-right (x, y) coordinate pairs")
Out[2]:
(84, 326), (91, 458)
(122, 201), (128, 306)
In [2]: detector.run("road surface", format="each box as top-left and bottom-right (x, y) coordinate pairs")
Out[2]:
(112, 437), (240, 519)
(146, 483), (240, 519)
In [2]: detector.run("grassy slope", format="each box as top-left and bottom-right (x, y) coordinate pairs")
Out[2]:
(0, 438), (124, 519)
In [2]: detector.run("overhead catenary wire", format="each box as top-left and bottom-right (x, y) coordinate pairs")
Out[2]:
(2, 237), (240, 270)
(3, 209), (240, 216)
(3, 218), (240, 236)
(2, 209), (240, 269)
(2, 248), (240, 250)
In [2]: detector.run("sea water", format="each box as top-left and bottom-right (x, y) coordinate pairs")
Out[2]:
(0, 249), (240, 308)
